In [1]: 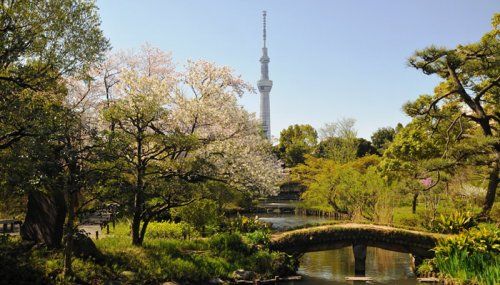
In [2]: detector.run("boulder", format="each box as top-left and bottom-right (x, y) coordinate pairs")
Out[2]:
(73, 231), (104, 262)
(232, 269), (255, 281)
(20, 191), (66, 248)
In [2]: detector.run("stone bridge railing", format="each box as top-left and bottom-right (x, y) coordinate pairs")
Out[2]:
(269, 223), (446, 275)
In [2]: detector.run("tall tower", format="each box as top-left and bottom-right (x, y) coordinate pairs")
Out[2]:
(258, 10), (273, 140)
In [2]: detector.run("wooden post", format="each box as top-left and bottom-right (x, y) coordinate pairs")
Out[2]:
(95, 231), (99, 240)
(10, 222), (14, 232)
(106, 224), (109, 234)
(2, 223), (7, 232)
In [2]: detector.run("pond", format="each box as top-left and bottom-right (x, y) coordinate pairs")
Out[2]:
(257, 211), (418, 285)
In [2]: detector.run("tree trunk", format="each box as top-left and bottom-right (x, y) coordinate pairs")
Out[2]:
(138, 217), (150, 245)
(481, 153), (499, 217)
(412, 192), (419, 214)
(131, 191), (143, 245)
(132, 132), (145, 245)
(63, 191), (76, 276)
(131, 171), (145, 245)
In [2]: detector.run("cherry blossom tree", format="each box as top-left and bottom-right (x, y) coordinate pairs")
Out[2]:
(101, 47), (284, 245)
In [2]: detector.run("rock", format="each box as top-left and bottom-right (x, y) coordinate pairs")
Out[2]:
(73, 231), (104, 262)
(120, 271), (136, 279)
(20, 191), (66, 247)
(232, 269), (255, 281)
(208, 278), (224, 284)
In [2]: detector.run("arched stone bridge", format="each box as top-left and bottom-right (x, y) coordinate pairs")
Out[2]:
(269, 223), (446, 275)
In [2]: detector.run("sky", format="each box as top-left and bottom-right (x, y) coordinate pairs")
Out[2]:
(96, 0), (499, 140)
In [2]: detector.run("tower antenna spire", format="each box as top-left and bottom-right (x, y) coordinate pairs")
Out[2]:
(263, 10), (267, 48)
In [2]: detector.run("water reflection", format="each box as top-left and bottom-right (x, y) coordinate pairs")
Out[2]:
(282, 247), (417, 285)
(257, 213), (332, 230)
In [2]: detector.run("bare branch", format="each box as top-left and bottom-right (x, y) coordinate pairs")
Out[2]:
(443, 113), (465, 158)
(425, 90), (459, 115)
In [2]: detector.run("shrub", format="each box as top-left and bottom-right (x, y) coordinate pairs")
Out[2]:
(435, 225), (499, 258)
(175, 200), (220, 235)
(246, 251), (298, 278)
(244, 230), (271, 247)
(269, 251), (299, 276)
(146, 221), (199, 240)
(0, 236), (49, 284)
(428, 211), (477, 234)
(422, 225), (500, 284)
(224, 215), (270, 233)
(209, 232), (251, 262)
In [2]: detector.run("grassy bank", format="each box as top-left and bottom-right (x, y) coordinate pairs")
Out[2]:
(0, 221), (297, 284)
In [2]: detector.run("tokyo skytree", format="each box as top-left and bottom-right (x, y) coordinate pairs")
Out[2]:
(257, 11), (273, 140)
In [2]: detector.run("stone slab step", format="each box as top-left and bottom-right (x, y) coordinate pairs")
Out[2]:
(417, 277), (440, 283)
(345, 276), (374, 281)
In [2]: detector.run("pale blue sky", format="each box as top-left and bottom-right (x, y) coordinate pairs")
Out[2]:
(96, 0), (498, 140)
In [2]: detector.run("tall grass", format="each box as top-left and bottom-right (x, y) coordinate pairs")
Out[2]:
(95, 221), (230, 283)
(434, 250), (499, 284)
(420, 225), (499, 285)
(1, 221), (297, 284)
(93, 221), (295, 283)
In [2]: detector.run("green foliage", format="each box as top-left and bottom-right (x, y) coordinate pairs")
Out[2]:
(392, 206), (426, 229)
(428, 211), (477, 234)
(422, 225), (500, 284)
(316, 119), (359, 164)
(207, 231), (296, 278)
(174, 199), (220, 234)
(0, 0), (109, 162)
(437, 225), (499, 258)
(316, 137), (377, 161)
(0, 1), (111, 276)
(244, 230), (271, 247)
(371, 127), (396, 154)
(277, 124), (318, 167)
(380, 120), (455, 215)
(146, 221), (199, 240)
(0, 0), (109, 89)
(139, 242), (231, 283)
(355, 138), (378, 157)
(0, 0), (109, 220)
(245, 250), (298, 277)
(296, 156), (395, 222)
(0, 236), (49, 284)
(382, 122), (441, 174)
(3, 221), (294, 284)
(404, 13), (500, 216)
(225, 215), (270, 233)
(209, 232), (251, 260)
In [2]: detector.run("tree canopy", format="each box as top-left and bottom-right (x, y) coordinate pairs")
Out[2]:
(0, 0), (109, 149)
(277, 124), (318, 167)
(402, 13), (499, 217)
(371, 127), (396, 154)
